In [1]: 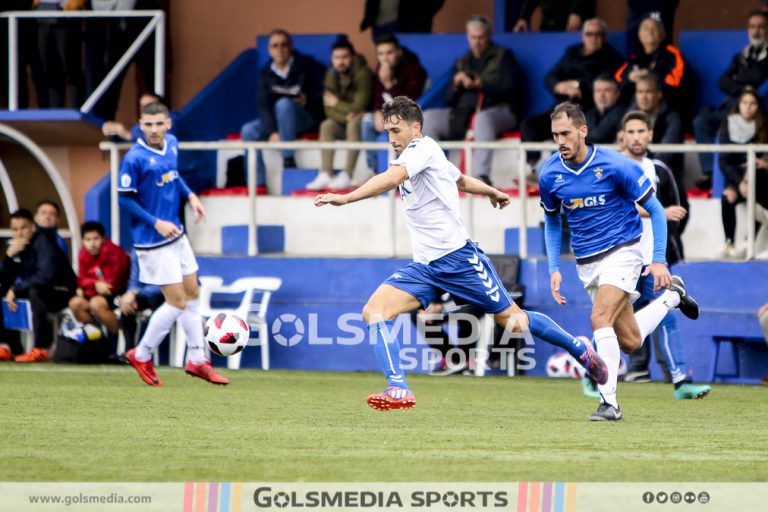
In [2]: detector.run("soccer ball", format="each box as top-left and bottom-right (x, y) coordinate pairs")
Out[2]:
(546, 351), (585, 379)
(204, 313), (250, 357)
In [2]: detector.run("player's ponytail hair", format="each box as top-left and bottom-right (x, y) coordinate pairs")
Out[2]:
(382, 96), (424, 127)
(551, 102), (586, 128)
(141, 101), (170, 118)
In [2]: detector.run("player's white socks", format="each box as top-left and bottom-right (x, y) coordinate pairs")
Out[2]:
(635, 290), (681, 341)
(594, 327), (620, 408)
(135, 303), (185, 362)
(179, 299), (206, 364)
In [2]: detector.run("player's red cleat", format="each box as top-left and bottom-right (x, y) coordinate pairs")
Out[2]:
(14, 347), (48, 363)
(0, 344), (13, 361)
(125, 348), (162, 387)
(577, 336), (609, 386)
(367, 387), (416, 411)
(184, 361), (230, 385)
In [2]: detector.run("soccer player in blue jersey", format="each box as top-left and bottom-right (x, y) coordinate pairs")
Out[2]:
(540, 102), (699, 421)
(315, 96), (609, 412)
(118, 101), (229, 387)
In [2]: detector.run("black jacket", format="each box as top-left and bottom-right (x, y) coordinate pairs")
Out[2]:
(651, 157), (686, 264)
(545, 43), (623, 109)
(1, 228), (76, 296)
(360, 0), (444, 33)
(256, 51), (324, 135)
(585, 102), (626, 144)
(719, 44), (768, 103)
(446, 44), (521, 115)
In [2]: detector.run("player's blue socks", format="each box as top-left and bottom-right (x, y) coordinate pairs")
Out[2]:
(526, 310), (587, 360)
(370, 320), (408, 389)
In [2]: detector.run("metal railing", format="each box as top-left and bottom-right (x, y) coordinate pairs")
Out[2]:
(99, 140), (765, 259)
(2, 10), (164, 113)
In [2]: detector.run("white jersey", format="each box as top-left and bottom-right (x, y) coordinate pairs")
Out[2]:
(637, 156), (659, 265)
(390, 136), (470, 264)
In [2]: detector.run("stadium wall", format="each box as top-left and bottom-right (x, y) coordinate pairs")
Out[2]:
(196, 256), (768, 383)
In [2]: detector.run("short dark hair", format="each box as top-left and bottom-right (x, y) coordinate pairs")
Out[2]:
(268, 28), (293, 47)
(140, 101), (170, 117)
(381, 96), (424, 127)
(593, 72), (618, 88)
(35, 199), (60, 215)
(621, 110), (652, 130)
(10, 209), (33, 222)
(635, 72), (660, 92)
(331, 38), (355, 54)
(81, 221), (105, 237)
(551, 102), (586, 127)
(748, 9), (768, 24)
(374, 34), (401, 48)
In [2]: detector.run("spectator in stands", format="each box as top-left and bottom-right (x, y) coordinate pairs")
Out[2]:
(360, 0), (445, 42)
(625, 0), (678, 54)
(693, 10), (768, 190)
(422, 15), (521, 185)
(34, 0), (87, 108)
(615, 14), (692, 123)
(240, 29), (324, 186)
(585, 74), (625, 144)
(34, 199), (68, 257)
(67, 221), (129, 337)
(718, 88), (768, 259)
(306, 39), (373, 191)
(360, 35), (428, 184)
(520, 18), (622, 165)
(102, 93), (174, 142)
(513, 0), (595, 32)
(118, 249), (163, 352)
(0, 209), (76, 362)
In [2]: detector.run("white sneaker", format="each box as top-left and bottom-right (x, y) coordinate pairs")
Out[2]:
(720, 245), (746, 260)
(328, 171), (351, 190)
(305, 172), (333, 191)
(351, 169), (375, 187)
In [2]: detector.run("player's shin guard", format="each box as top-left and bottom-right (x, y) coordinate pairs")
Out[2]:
(135, 303), (185, 362)
(594, 327), (620, 408)
(526, 310), (587, 360)
(635, 290), (680, 342)
(179, 299), (206, 364)
(370, 320), (408, 389)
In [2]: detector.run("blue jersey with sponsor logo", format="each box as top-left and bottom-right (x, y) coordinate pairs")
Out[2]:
(117, 134), (189, 249)
(538, 145), (653, 259)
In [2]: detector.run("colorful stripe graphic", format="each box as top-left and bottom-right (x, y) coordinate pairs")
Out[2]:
(518, 482), (577, 511)
(183, 482), (243, 512)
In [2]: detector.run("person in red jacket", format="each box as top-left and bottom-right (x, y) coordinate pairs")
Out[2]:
(68, 221), (129, 336)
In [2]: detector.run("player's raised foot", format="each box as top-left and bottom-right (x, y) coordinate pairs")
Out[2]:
(589, 402), (623, 421)
(367, 387), (416, 411)
(14, 347), (48, 363)
(125, 348), (162, 387)
(674, 383), (711, 400)
(184, 361), (229, 385)
(577, 336), (609, 385)
(581, 376), (600, 398)
(669, 276), (699, 320)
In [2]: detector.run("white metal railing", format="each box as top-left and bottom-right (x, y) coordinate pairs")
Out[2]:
(1, 10), (164, 113)
(99, 140), (765, 260)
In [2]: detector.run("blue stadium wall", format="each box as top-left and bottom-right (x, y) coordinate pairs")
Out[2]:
(195, 257), (768, 383)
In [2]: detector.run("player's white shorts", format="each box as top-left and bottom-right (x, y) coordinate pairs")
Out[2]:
(576, 243), (643, 304)
(136, 235), (199, 286)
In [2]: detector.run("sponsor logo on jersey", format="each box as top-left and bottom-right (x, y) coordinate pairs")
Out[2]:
(156, 170), (180, 187)
(563, 195), (606, 209)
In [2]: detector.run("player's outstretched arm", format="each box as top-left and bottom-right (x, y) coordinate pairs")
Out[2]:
(187, 192), (207, 223)
(314, 165), (409, 207)
(456, 175), (510, 209)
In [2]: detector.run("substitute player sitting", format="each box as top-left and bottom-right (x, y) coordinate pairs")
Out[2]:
(315, 96), (608, 412)
(539, 102), (699, 421)
(118, 101), (228, 387)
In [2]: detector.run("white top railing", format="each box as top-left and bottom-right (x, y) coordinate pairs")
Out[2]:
(99, 139), (766, 260)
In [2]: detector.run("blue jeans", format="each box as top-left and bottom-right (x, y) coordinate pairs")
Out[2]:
(692, 108), (725, 176)
(361, 112), (387, 172)
(240, 97), (318, 182)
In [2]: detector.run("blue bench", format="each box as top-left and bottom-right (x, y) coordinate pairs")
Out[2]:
(710, 335), (766, 384)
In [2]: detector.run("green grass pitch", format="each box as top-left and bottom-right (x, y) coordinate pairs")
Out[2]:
(1, 364), (766, 482)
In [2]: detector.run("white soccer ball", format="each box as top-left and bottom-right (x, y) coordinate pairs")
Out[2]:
(546, 351), (585, 379)
(204, 313), (250, 357)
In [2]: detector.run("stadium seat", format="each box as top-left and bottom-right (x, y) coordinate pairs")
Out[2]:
(709, 335), (766, 383)
(169, 276), (282, 370)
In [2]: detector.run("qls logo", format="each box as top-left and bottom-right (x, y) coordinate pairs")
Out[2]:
(563, 195), (606, 209)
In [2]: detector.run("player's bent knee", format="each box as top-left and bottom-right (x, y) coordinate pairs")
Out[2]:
(620, 336), (642, 354)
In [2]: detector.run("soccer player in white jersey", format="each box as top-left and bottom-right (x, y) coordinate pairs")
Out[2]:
(118, 101), (229, 386)
(315, 96), (609, 412)
(539, 102), (700, 421)
(620, 110), (711, 400)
